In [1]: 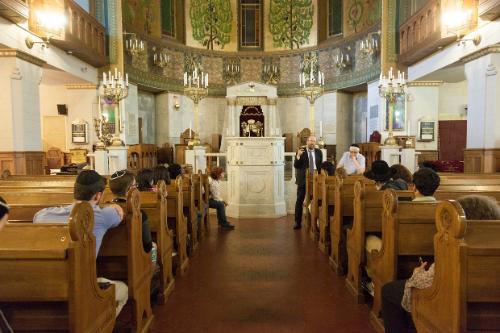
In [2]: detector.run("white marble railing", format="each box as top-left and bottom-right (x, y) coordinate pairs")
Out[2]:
(284, 152), (296, 181)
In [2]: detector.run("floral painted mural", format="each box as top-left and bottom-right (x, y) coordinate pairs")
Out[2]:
(189, 0), (233, 50)
(345, 0), (381, 35)
(269, 0), (314, 50)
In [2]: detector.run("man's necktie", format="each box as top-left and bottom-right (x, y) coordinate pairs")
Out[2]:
(308, 150), (314, 175)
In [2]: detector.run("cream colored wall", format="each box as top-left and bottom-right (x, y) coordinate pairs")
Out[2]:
(438, 81), (467, 120)
(155, 93), (226, 146)
(39, 84), (98, 152)
(0, 57), (43, 152)
(336, 91), (354, 158)
(277, 92), (336, 150)
(0, 57), (17, 151)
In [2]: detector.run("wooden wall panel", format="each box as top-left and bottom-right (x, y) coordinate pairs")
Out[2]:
(0, 151), (45, 175)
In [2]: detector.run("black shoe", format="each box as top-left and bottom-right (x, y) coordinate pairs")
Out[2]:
(293, 224), (301, 230)
(221, 224), (235, 230)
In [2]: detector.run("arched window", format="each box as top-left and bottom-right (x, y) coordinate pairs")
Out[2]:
(161, 0), (175, 36)
(239, 0), (262, 49)
(328, 0), (342, 36)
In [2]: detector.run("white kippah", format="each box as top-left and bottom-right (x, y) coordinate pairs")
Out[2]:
(349, 146), (360, 152)
(0, 201), (9, 210)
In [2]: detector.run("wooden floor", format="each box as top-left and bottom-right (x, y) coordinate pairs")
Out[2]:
(151, 215), (375, 333)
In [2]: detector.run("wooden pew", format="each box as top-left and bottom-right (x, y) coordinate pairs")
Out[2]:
(302, 171), (315, 233)
(368, 189), (438, 331)
(368, 189), (500, 331)
(0, 202), (116, 332)
(317, 172), (336, 255)
(309, 172), (320, 241)
(138, 181), (175, 305)
(182, 174), (198, 253)
(412, 200), (500, 332)
(166, 176), (189, 275)
(329, 175), (365, 275)
(0, 192), (74, 205)
(97, 188), (154, 333)
(192, 171), (210, 238)
(346, 180), (414, 303)
(3, 189), (154, 332)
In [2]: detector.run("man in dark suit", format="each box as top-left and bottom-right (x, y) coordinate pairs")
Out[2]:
(293, 135), (323, 229)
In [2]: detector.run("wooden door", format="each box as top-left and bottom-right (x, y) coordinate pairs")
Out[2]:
(438, 120), (467, 161)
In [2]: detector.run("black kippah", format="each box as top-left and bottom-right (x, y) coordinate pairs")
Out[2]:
(76, 170), (106, 186)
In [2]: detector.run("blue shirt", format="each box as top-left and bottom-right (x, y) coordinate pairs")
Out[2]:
(338, 151), (366, 175)
(34, 204), (122, 254)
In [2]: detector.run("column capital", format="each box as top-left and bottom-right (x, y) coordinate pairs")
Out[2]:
(0, 49), (45, 67)
(460, 44), (500, 65)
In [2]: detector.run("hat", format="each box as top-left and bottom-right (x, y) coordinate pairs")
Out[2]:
(76, 170), (107, 187)
(364, 160), (393, 182)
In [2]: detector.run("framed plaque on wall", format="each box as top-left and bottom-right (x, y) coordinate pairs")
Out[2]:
(418, 121), (436, 142)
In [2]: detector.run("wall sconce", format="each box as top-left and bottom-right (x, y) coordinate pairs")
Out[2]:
(124, 32), (145, 56)
(25, 10), (67, 49)
(360, 31), (380, 58)
(25, 36), (50, 49)
(223, 58), (241, 85)
(335, 47), (352, 71)
(173, 95), (180, 110)
(152, 47), (170, 68)
(442, 8), (481, 46)
(262, 60), (280, 85)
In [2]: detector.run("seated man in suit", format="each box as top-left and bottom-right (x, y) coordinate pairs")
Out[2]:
(294, 135), (323, 230)
(33, 170), (128, 317)
(337, 144), (366, 175)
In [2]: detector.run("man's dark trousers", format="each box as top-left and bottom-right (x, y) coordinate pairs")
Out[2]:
(293, 148), (323, 227)
(295, 184), (306, 225)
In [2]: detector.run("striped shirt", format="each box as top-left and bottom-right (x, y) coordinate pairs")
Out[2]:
(209, 177), (223, 201)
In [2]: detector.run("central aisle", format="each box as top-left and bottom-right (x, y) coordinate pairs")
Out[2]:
(151, 216), (375, 333)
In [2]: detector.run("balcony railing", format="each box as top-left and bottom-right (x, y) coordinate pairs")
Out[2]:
(399, 0), (477, 65)
(28, 0), (106, 67)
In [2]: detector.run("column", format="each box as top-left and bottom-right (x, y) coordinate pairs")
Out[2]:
(226, 98), (237, 136)
(0, 50), (45, 175)
(464, 51), (500, 172)
(268, 97), (279, 136)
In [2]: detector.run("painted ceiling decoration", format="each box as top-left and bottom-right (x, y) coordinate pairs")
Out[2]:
(269, 0), (314, 50)
(190, 0), (233, 50)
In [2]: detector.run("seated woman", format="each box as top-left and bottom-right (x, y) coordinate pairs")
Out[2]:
(153, 165), (171, 185)
(109, 170), (154, 255)
(136, 168), (156, 192)
(209, 167), (235, 230)
(382, 195), (500, 333)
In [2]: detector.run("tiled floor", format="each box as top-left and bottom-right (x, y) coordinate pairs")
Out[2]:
(150, 216), (375, 333)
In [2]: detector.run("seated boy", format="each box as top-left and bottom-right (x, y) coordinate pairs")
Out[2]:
(34, 170), (128, 316)
(109, 170), (155, 258)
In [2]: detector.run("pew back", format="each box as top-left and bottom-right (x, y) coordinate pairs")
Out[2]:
(0, 203), (116, 332)
(412, 200), (500, 332)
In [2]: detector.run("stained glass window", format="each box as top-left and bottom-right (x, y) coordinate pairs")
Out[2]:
(328, 0), (342, 36)
(240, 0), (262, 49)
